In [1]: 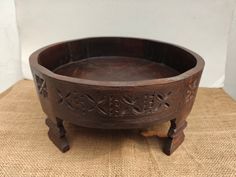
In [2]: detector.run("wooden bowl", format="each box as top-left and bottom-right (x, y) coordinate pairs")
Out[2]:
(30, 37), (204, 155)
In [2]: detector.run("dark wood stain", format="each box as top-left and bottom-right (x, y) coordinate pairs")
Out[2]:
(29, 37), (204, 155)
(54, 56), (180, 81)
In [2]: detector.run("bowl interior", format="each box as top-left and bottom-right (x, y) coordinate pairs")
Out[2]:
(54, 56), (180, 81)
(38, 37), (197, 82)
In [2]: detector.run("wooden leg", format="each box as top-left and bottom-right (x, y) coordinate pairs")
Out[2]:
(163, 118), (187, 155)
(45, 117), (70, 152)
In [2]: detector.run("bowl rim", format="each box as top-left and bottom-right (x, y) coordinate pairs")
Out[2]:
(29, 36), (205, 87)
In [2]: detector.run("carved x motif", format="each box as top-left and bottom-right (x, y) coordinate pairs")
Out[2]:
(156, 92), (171, 109)
(83, 94), (108, 116)
(56, 89), (74, 110)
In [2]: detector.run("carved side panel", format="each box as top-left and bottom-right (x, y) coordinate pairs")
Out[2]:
(55, 89), (174, 118)
(35, 74), (48, 97)
(185, 74), (201, 103)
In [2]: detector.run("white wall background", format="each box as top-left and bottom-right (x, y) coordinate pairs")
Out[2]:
(224, 8), (236, 99)
(15, 0), (236, 87)
(1, 0), (236, 93)
(0, 0), (22, 92)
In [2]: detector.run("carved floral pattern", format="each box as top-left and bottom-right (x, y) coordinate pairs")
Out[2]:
(35, 75), (48, 97)
(185, 78), (199, 103)
(56, 89), (172, 118)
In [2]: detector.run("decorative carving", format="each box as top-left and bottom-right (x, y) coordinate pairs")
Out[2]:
(82, 94), (108, 116)
(56, 89), (172, 118)
(57, 89), (74, 110)
(35, 75), (48, 97)
(185, 78), (199, 103)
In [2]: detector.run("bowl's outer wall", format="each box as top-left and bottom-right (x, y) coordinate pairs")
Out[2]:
(30, 37), (204, 129)
(31, 65), (203, 129)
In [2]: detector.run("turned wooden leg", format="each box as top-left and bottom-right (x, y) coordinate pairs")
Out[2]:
(45, 118), (70, 152)
(163, 118), (187, 155)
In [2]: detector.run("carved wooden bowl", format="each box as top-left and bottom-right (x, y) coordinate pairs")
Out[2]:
(30, 37), (204, 155)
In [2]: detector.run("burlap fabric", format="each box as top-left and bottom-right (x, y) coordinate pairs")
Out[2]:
(0, 80), (236, 177)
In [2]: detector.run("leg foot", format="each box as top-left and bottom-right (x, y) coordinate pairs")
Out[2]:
(164, 119), (187, 155)
(46, 118), (70, 152)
